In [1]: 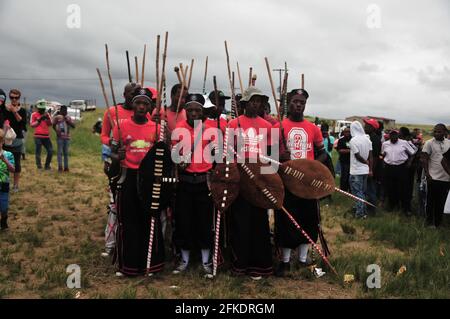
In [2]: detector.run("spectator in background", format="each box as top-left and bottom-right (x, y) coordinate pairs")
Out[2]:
(0, 129), (15, 230)
(0, 89), (6, 127)
(399, 127), (419, 215)
(381, 130), (417, 215)
(421, 124), (450, 227)
(337, 127), (351, 192)
(30, 100), (53, 170)
(93, 117), (102, 135)
(53, 105), (75, 172)
(321, 123), (335, 158)
(349, 121), (373, 219)
(364, 118), (382, 212)
(1, 89), (27, 192)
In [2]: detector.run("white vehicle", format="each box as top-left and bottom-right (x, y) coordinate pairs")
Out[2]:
(85, 100), (96, 111)
(69, 100), (87, 111)
(333, 120), (353, 137)
(67, 107), (82, 121)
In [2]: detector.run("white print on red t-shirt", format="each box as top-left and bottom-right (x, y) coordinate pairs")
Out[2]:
(242, 127), (265, 155)
(287, 128), (312, 159)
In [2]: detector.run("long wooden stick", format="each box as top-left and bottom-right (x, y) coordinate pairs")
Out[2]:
(105, 44), (121, 142)
(224, 41), (240, 123)
(135, 56), (139, 84)
(156, 32), (168, 113)
(202, 56), (208, 94)
(156, 35), (160, 94)
(175, 65), (188, 121)
(141, 44), (147, 86)
(187, 58), (194, 90)
(174, 67), (183, 85)
(248, 67), (253, 87)
(301, 73), (305, 89)
(179, 63), (185, 84)
(126, 51), (132, 83)
(95, 68), (114, 128)
(264, 57), (282, 124)
(236, 62), (244, 94)
(184, 65), (189, 87)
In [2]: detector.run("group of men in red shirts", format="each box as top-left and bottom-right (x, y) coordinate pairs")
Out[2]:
(100, 81), (329, 280)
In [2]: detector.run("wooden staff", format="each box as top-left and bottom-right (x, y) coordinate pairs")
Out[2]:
(156, 32), (168, 113)
(174, 66), (183, 85)
(184, 65), (189, 87)
(248, 67), (253, 87)
(175, 65), (188, 121)
(224, 41), (240, 123)
(105, 44), (121, 142)
(126, 50), (132, 83)
(135, 56), (139, 84)
(251, 74), (257, 86)
(95, 68), (114, 128)
(156, 35), (160, 94)
(179, 63), (185, 83)
(202, 56), (208, 94)
(264, 57), (282, 124)
(301, 73), (305, 89)
(187, 58), (194, 90)
(141, 44), (147, 86)
(236, 62), (244, 94)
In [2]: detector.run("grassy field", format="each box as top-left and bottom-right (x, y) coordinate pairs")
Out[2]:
(0, 110), (449, 299)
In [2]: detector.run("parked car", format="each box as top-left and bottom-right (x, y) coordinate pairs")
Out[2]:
(69, 100), (87, 111)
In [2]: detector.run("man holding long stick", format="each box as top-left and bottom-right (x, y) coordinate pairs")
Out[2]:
(100, 82), (141, 257)
(273, 89), (328, 277)
(153, 83), (188, 134)
(227, 87), (274, 280)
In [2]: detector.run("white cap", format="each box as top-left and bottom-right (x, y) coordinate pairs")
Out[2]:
(202, 95), (216, 109)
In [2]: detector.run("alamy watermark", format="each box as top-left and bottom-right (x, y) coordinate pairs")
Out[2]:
(66, 264), (81, 289)
(66, 4), (81, 29)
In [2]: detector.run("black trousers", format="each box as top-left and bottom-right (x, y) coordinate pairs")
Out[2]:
(116, 169), (165, 275)
(426, 180), (450, 227)
(229, 195), (273, 277)
(339, 161), (351, 192)
(173, 180), (214, 251)
(384, 163), (410, 212)
(275, 191), (319, 249)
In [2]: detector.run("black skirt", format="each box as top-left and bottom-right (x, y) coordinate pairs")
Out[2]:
(173, 180), (214, 251)
(115, 169), (165, 276)
(275, 190), (319, 249)
(229, 195), (273, 277)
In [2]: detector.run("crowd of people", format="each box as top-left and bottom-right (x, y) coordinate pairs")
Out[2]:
(334, 118), (450, 227)
(98, 80), (450, 280)
(0, 88), (76, 230)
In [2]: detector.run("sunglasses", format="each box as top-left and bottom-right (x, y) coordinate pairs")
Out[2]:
(9, 96), (20, 100)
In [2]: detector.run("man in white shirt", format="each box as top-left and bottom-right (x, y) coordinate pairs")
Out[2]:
(381, 129), (417, 214)
(349, 121), (373, 218)
(421, 124), (450, 227)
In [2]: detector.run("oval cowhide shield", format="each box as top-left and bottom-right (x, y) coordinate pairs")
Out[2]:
(138, 141), (174, 215)
(238, 162), (284, 209)
(210, 162), (240, 212)
(280, 159), (335, 199)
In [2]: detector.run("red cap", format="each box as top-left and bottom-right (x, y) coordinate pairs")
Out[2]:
(363, 118), (380, 130)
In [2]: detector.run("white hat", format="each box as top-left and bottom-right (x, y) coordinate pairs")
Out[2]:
(202, 95), (216, 109)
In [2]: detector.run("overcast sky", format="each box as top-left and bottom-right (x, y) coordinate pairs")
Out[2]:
(0, 0), (449, 125)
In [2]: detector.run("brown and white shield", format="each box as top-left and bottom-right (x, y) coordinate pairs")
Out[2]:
(279, 159), (335, 199)
(209, 162), (240, 211)
(238, 162), (285, 209)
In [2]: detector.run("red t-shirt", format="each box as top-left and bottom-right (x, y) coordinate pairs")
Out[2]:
(101, 105), (152, 146)
(172, 120), (213, 173)
(152, 108), (187, 134)
(274, 118), (323, 160)
(227, 115), (273, 159)
(113, 119), (160, 169)
(31, 112), (52, 138)
(204, 117), (227, 134)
